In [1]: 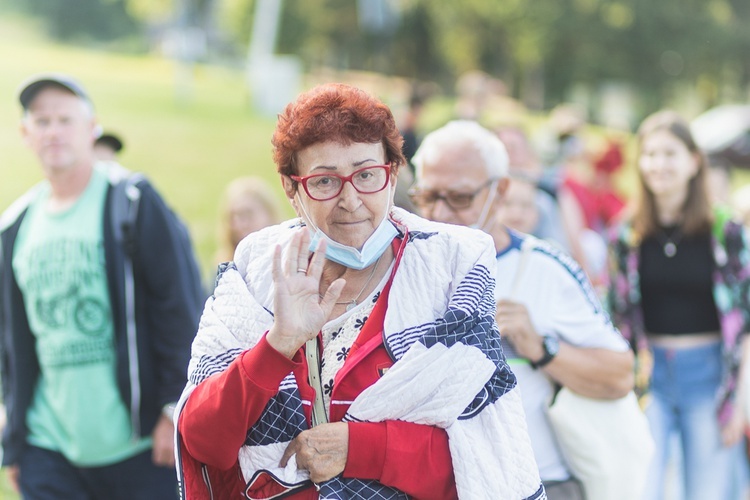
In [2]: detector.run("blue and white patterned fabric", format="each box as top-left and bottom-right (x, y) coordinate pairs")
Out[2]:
(177, 207), (545, 500)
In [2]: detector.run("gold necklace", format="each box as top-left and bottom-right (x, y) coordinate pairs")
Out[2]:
(334, 255), (383, 312)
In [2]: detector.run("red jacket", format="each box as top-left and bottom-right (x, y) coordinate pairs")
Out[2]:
(179, 254), (457, 499)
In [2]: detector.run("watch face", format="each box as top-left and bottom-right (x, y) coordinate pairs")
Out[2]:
(544, 336), (560, 356)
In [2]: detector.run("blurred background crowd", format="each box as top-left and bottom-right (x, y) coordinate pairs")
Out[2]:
(1, 0), (750, 498)
(1, 0), (749, 278)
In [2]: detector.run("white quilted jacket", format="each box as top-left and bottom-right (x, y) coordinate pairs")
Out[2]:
(177, 208), (545, 500)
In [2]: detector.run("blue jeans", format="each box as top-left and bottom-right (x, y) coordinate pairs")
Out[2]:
(642, 342), (745, 500)
(18, 445), (178, 500)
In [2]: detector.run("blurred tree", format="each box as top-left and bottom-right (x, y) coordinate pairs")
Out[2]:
(127, 0), (172, 21)
(389, 3), (447, 82)
(8, 0), (750, 117)
(542, 0), (750, 116)
(266, 0), (750, 117)
(25, 0), (138, 40)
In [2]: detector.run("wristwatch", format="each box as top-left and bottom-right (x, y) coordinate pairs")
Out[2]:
(530, 335), (559, 369)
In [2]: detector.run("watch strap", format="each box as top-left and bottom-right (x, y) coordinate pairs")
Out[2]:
(530, 352), (554, 369)
(530, 336), (557, 369)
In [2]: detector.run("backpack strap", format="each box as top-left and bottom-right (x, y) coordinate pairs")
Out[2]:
(109, 169), (146, 438)
(111, 172), (146, 256)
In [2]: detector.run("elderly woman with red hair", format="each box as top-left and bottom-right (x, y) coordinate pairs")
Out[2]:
(176, 83), (543, 500)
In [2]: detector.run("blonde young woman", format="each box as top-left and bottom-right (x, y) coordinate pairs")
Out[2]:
(607, 110), (750, 500)
(215, 176), (284, 264)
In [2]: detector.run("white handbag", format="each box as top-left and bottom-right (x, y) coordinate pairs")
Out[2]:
(547, 387), (654, 500)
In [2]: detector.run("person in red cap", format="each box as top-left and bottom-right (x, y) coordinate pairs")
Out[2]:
(560, 140), (626, 234)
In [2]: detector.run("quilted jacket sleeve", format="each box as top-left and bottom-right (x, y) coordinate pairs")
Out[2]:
(179, 334), (302, 469)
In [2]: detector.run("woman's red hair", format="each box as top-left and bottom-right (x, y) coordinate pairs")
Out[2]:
(272, 83), (405, 178)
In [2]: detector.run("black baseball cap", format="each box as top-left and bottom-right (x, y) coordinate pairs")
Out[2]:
(95, 133), (124, 153)
(18, 73), (92, 110)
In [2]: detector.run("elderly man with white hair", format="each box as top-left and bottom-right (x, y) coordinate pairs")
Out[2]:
(410, 120), (634, 500)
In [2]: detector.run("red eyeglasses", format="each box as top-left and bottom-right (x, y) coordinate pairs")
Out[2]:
(291, 164), (391, 201)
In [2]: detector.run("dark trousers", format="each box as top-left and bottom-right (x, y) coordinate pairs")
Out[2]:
(18, 445), (178, 500)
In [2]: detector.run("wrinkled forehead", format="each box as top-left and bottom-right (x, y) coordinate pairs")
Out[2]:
(295, 140), (386, 175)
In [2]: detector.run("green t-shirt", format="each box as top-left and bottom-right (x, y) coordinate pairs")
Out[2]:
(12, 166), (151, 466)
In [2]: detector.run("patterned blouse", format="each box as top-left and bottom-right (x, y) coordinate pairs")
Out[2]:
(606, 216), (750, 425)
(320, 272), (390, 417)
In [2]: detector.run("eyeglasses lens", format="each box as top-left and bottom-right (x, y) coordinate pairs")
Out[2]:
(306, 166), (388, 200)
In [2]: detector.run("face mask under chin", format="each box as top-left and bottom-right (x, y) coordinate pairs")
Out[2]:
(296, 192), (397, 270)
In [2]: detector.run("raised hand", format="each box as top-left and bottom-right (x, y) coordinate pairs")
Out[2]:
(267, 228), (346, 358)
(720, 404), (745, 447)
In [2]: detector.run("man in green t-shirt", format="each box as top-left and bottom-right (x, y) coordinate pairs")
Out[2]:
(0, 74), (204, 499)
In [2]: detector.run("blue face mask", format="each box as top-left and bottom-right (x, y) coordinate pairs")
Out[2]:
(297, 194), (398, 270)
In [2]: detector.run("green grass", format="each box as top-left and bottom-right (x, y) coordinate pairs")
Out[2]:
(0, 14), (292, 282)
(1, 470), (14, 498)
(735, 169), (750, 189)
(1, 467), (13, 497)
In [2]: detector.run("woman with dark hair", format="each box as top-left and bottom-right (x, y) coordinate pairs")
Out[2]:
(175, 83), (543, 499)
(607, 110), (750, 500)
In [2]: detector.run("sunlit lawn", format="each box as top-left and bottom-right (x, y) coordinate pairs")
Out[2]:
(0, 13), (288, 283)
(1, 469), (13, 498)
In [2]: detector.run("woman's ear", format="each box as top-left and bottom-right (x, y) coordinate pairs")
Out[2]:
(280, 175), (302, 217)
(281, 174), (296, 199)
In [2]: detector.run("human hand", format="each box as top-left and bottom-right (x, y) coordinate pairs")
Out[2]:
(280, 422), (348, 484)
(495, 299), (544, 362)
(151, 414), (176, 467)
(267, 228), (346, 358)
(721, 407), (745, 447)
(5, 465), (19, 492)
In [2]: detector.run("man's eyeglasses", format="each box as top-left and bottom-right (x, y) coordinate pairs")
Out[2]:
(291, 165), (391, 201)
(408, 178), (498, 211)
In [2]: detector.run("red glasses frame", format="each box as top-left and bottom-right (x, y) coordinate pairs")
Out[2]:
(291, 164), (391, 201)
